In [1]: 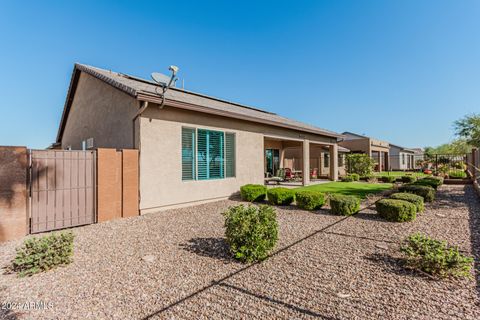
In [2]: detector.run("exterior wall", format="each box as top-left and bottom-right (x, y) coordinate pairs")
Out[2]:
(339, 138), (370, 154)
(390, 146), (415, 170)
(138, 105), (338, 212)
(0, 146), (28, 242)
(61, 72), (139, 150)
(139, 107), (262, 212)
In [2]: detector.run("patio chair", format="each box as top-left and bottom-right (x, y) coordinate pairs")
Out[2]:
(265, 168), (286, 185)
(285, 168), (295, 181)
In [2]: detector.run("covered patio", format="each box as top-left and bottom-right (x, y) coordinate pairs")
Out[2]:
(264, 136), (346, 186)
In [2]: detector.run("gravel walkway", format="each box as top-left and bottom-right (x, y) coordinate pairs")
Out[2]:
(1, 185), (479, 319)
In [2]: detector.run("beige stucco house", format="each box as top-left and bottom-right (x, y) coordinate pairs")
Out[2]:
(389, 144), (416, 171)
(339, 132), (390, 171)
(57, 64), (345, 213)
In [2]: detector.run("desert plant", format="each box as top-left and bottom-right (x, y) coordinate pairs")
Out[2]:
(400, 233), (474, 278)
(375, 199), (416, 222)
(381, 175), (396, 183)
(345, 154), (375, 176)
(390, 192), (424, 213)
(399, 184), (435, 202)
(223, 205), (278, 263)
(11, 232), (75, 277)
(240, 184), (267, 202)
(295, 190), (325, 210)
(329, 194), (360, 216)
(401, 175), (417, 183)
(267, 187), (295, 206)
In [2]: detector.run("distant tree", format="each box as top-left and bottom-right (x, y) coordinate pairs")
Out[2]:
(424, 139), (472, 155)
(345, 154), (375, 176)
(454, 113), (480, 148)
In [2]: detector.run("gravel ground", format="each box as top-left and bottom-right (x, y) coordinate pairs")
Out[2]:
(0, 185), (479, 319)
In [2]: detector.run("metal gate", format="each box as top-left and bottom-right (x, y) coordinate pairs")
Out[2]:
(30, 150), (96, 233)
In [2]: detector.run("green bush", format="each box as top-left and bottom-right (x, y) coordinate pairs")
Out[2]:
(11, 232), (75, 277)
(345, 154), (375, 176)
(390, 192), (424, 213)
(449, 170), (467, 179)
(399, 184), (435, 202)
(295, 190), (325, 210)
(240, 184), (267, 202)
(267, 187), (295, 206)
(329, 194), (360, 216)
(341, 175), (354, 182)
(223, 205), (278, 263)
(413, 177), (443, 190)
(375, 199), (417, 222)
(400, 233), (474, 278)
(381, 175), (396, 183)
(341, 173), (359, 182)
(401, 175), (417, 183)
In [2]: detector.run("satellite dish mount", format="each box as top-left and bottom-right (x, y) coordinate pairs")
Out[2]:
(151, 65), (179, 108)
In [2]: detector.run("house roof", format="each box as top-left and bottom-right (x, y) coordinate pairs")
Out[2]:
(342, 131), (371, 139)
(56, 63), (343, 142)
(389, 143), (416, 153)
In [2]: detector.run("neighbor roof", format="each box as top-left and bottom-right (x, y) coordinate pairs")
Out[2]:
(389, 143), (416, 153)
(56, 63), (343, 142)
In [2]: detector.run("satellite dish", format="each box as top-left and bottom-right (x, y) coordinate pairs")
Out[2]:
(151, 72), (171, 87)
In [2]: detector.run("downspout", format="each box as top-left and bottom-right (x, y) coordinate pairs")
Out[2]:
(132, 101), (148, 149)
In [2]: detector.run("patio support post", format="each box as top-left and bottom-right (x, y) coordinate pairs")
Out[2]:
(329, 144), (338, 181)
(302, 140), (310, 186)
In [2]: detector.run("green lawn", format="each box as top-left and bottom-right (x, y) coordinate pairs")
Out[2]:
(294, 182), (393, 199)
(373, 171), (427, 177)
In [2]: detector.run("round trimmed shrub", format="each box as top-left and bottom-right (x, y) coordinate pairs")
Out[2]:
(223, 205), (278, 263)
(329, 194), (360, 216)
(381, 175), (396, 183)
(401, 175), (417, 183)
(390, 192), (424, 213)
(413, 177), (443, 190)
(449, 170), (467, 179)
(350, 173), (360, 181)
(342, 173), (360, 182)
(399, 184), (435, 202)
(295, 190), (325, 210)
(267, 187), (295, 206)
(375, 199), (416, 222)
(240, 184), (267, 202)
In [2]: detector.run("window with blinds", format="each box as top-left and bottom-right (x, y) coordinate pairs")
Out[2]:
(197, 129), (225, 180)
(183, 127), (235, 181)
(225, 133), (236, 177)
(181, 128), (196, 180)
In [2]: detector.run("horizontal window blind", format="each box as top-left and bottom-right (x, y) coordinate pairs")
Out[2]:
(197, 129), (225, 180)
(225, 133), (235, 177)
(181, 128), (196, 180)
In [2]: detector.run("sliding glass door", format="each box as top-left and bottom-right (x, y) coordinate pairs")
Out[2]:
(265, 149), (280, 176)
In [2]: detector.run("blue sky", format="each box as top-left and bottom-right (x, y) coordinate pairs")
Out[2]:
(0, 0), (479, 149)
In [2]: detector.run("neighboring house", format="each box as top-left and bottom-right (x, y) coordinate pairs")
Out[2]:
(389, 144), (416, 171)
(339, 132), (390, 171)
(411, 148), (425, 169)
(56, 64), (344, 213)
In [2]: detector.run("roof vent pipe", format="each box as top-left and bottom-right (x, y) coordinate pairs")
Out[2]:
(151, 65), (179, 109)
